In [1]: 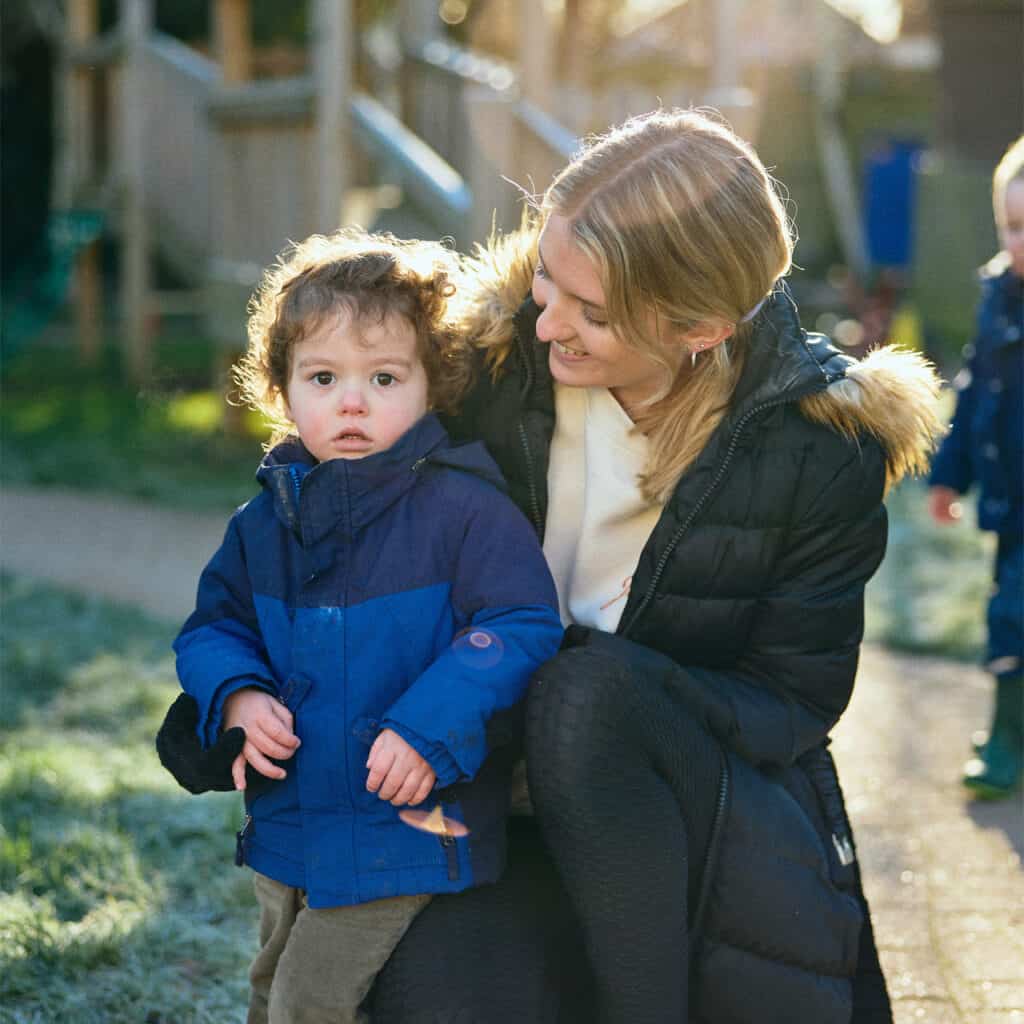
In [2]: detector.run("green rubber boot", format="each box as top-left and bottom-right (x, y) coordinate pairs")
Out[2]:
(963, 675), (1023, 799)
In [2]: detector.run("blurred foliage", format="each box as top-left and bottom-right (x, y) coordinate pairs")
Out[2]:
(0, 335), (267, 512)
(0, 575), (255, 1023)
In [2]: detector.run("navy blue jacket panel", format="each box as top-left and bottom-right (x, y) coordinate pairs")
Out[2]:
(174, 414), (563, 907)
(930, 265), (1024, 537)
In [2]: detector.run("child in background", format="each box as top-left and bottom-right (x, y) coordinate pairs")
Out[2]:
(929, 136), (1024, 798)
(171, 230), (562, 1022)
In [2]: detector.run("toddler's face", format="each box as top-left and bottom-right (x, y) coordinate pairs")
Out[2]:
(999, 180), (1024, 278)
(284, 310), (429, 461)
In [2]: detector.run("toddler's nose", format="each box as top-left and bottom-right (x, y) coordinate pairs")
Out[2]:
(338, 387), (368, 414)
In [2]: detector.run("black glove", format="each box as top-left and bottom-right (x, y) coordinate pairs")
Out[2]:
(156, 693), (244, 794)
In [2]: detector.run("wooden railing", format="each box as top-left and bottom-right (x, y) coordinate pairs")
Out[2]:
(400, 38), (578, 240)
(59, 20), (579, 360)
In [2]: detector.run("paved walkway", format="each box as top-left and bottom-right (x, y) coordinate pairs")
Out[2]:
(3, 484), (1022, 1022)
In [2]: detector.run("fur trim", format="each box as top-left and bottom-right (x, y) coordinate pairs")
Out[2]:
(454, 216), (541, 376)
(799, 347), (946, 491)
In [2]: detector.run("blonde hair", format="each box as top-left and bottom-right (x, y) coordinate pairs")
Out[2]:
(235, 230), (473, 445)
(993, 135), (1024, 228)
(541, 108), (794, 502)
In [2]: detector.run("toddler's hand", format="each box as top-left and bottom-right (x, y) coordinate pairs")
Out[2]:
(366, 729), (436, 806)
(928, 486), (962, 525)
(223, 688), (300, 791)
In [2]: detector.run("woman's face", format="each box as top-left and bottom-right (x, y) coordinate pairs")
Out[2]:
(532, 214), (678, 414)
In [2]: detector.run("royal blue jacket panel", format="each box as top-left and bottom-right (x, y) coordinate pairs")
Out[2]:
(174, 414), (562, 907)
(930, 265), (1024, 537)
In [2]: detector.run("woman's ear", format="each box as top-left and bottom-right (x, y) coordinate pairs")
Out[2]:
(681, 319), (734, 355)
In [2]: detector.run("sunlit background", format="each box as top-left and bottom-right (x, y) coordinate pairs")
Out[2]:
(1, 2), (1022, 1021)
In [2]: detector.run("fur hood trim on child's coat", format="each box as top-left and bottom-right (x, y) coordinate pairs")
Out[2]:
(456, 221), (945, 493)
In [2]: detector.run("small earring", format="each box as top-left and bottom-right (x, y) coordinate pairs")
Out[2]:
(690, 343), (704, 368)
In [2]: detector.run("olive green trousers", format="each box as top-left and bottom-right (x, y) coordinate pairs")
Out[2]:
(247, 872), (431, 1024)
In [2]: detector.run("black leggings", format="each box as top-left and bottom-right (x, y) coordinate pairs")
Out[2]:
(526, 645), (723, 1024)
(371, 645), (722, 1023)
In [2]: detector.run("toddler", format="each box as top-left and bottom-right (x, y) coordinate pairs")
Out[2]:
(173, 230), (562, 1021)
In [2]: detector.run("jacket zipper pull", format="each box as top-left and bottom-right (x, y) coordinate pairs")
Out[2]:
(439, 831), (459, 881)
(235, 813), (253, 867)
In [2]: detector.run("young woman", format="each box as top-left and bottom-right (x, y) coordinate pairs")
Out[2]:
(158, 109), (943, 1023)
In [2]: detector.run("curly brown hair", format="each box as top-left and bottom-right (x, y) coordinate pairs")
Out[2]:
(235, 230), (474, 443)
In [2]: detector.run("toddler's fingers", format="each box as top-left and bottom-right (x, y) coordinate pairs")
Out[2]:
(390, 770), (425, 807)
(249, 725), (299, 761)
(366, 746), (395, 793)
(409, 774), (436, 807)
(232, 751), (248, 791)
(376, 762), (408, 802)
(244, 742), (287, 780)
(263, 706), (300, 747)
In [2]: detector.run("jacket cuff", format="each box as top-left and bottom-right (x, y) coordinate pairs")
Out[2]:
(204, 678), (276, 749)
(381, 720), (463, 788)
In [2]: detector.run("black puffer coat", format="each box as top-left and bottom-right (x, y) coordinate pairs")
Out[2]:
(445, 237), (942, 1021)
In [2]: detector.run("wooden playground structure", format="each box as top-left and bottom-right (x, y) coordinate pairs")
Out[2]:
(56, 0), (580, 381)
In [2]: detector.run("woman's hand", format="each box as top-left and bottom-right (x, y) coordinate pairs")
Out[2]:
(928, 485), (963, 524)
(223, 688), (300, 790)
(366, 729), (436, 806)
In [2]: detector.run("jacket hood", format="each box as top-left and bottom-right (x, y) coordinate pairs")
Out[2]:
(459, 222), (944, 492)
(257, 414), (506, 542)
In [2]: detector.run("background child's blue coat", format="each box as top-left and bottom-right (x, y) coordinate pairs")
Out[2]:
(930, 264), (1023, 539)
(175, 414), (562, 908)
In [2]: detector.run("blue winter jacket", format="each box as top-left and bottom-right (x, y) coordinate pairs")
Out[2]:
(930, 264), (1024, 538)
(174, 414), (562, 908)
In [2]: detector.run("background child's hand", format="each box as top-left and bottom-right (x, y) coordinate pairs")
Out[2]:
(928, 485), (963, 525)
(366, 728), (436, 806)
(222, 688), (300, 790)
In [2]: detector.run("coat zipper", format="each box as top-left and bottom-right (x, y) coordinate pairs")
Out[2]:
(514, 326), (545, 538)
(439, 831), (460, 881)
(620, 388), (825, 636)
(517, 420), (544, 537)
(235, 813), (253, 867)
(689, 752), (730, 945)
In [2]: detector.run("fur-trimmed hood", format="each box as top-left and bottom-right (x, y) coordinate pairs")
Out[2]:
(455, 222), (944, 492)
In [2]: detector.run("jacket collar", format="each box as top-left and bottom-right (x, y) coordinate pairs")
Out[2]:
(727, 285), (847, 415)
(257, 413), (498, 544)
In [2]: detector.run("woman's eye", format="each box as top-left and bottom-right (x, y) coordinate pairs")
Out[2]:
(582, 308), (609, 329)
(313, 372), (334, 386)
(373, 372), (396, 387)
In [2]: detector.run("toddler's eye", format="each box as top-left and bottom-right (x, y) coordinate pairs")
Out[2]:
(313, 372), (334, 386)
(373, 372), (396, 387)
(534, 262), (548, 279)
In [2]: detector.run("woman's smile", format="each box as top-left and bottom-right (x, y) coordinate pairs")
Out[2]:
(551, 339), (589, 360)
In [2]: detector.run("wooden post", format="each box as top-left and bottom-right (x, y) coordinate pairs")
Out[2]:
(62, 0), (104, 364)
(703, 0), (759, 142)
(119, 0), (153, 384)
(399, 0), (441, 130)
(314, 0), (352, 230)
(518, 0), (553, 111)
(214, 0), (252, 84)
(464, 86), (518, 245)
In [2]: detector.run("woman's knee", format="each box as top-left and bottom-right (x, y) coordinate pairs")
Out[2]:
(525, 647), (642, 790)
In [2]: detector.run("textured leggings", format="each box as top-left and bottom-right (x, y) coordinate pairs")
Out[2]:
(526, 645), (722, 1024)
(369, 645), (722, 1023)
